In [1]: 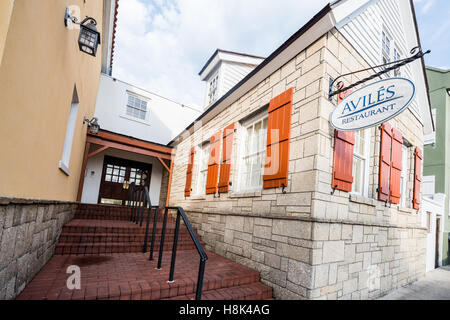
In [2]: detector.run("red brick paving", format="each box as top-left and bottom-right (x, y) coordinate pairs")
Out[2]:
(16, 204), (273, 300)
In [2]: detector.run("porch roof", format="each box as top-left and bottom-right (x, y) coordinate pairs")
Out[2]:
(87, 129), (175, 160)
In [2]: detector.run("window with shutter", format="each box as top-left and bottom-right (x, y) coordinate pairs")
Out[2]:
(206, 131), (221, 194)
(184, 147), (195, 197)
(218, 123), (235, 193)
(263, 88), (293, 189)
(389, 128), (403, 204)
(379, 123), (392, 202)
(332, 130), (355, 192)
(332, 89), (354, 193)
(413, 147), (423, 210)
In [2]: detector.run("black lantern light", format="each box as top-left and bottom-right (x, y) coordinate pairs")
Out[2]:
(83, 117), (100, 134)
(65, 9), (101, 57)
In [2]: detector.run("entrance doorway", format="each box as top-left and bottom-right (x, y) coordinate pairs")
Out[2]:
(435, 217), (441, 268)
(98, 156), (152, 205)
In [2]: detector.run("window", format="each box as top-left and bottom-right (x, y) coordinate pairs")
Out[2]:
(400, 145), (409, 207)
(59, 86), (79, 175)
(105, 164), (126, 183)
(195, 143), (210, 195)
(237, 115), (268, 192)
(393, 48), (401, 76)
(351, 129), (371, 196)
(126, 93), (148, 120)
(208, 73), (219, 105)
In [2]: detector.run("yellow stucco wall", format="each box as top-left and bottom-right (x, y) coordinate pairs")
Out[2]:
(0, 0), (105, 201)
(0, 0), (15, 67)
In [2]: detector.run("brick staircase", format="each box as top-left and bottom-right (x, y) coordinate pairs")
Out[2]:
(17, 204), (273, 300)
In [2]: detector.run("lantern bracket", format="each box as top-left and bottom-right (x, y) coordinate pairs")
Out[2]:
(328, 46), (430, 100)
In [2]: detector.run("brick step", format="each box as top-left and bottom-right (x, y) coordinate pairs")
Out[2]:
(61, 220), (193, 235)
(59, 232), (196, 244)
(17, 251), (272, 301)
(75, 204), (175, 222)
(55, 241), (199, 255)
(165, 282), (273, 300)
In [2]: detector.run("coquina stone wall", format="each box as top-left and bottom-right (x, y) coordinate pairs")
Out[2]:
(0, 198), (76, 300)
(168, 28), (427, 299)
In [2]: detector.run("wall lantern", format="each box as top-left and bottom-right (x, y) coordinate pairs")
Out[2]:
(447, 88), (450, 97)
(83, 117), (100, 134)
(65, 8), (101, 57)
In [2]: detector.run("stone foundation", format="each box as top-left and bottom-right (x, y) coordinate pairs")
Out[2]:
(0, 198), (77, 300)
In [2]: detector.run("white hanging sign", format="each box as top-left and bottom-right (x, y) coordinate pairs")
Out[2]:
(330, 78), (416, 131)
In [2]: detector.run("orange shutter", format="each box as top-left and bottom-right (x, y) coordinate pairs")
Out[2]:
(184, 147), (195, 197)
(206, 131), (221, 194)
(331, 89), (354, 192)
(218, 123), (235, 193)
(389, 128), (403, 204)
(379, 123), (392, 202)
(413, 147), (423, 210)
(263, 88), (293, 189)
(332, 130), (355, 192)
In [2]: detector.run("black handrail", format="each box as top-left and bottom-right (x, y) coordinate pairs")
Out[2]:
(157, 206), (208, 300)
(127, 183), (159, 257)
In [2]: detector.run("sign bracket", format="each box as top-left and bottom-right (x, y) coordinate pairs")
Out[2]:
(328, 46), (430, 100)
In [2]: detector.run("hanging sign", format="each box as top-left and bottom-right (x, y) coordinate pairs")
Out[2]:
(330, 77), (415, 131)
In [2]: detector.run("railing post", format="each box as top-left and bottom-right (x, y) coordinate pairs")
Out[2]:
(143, 205), (151, 253)
(139, 192), (146, 227)
(195, 258), (206, 300)
(135, 189), (143, 224)
(149, 207), (159, 261)
(168, 210), (181, 282)
(156, 207), (169, 270)
(130, 186), (135, 221)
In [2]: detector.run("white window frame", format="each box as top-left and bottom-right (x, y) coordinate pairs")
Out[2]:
(124, 91), (149, 122)
(235, 113), (268, 193)
(351, 128), (371, 197)
(381, 29), (392, 77)
(208, 72), (219, 105)
(59, 86), (79, 176)
(195, 142), (210, 196)
(393, 47), (401, 76)
(400, 145), (409, 208)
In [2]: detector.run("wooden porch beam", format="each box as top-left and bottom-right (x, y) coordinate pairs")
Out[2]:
(89, 130), (176, 156)
(77, 141), (91, 202)
(157, 157), (170, 172)
(165, 157), (174, 207)
(87, 146), (109, 159)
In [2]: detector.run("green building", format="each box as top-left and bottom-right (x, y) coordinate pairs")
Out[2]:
(424, 66), (450, 266)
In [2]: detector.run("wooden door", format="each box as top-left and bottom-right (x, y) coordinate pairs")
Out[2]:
(98, 156), (152, 205)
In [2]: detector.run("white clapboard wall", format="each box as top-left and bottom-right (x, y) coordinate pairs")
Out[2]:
(336, 0), (421, 120)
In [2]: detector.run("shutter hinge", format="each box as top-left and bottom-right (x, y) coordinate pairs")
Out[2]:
(331, 185), (338, 195)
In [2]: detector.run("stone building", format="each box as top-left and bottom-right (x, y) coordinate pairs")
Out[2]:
(167, 0), (434, 299)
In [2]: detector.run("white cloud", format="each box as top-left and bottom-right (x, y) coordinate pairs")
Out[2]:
(112, 0), (330, 109)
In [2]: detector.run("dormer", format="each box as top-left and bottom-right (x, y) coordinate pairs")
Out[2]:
(199, 49), (264, 109)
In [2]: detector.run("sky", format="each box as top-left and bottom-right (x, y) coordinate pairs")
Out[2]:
(112, 0), (450, 110)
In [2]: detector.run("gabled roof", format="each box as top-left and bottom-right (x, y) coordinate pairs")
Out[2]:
(169, 4), (334, 145)
(169, 0), (433, 145)
(199, 49), (265, 77)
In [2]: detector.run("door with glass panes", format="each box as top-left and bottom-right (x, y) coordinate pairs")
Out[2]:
(98, 156), (152, 205)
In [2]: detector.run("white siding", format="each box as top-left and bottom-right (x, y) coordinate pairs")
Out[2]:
(337, 0), (421, 119)
(221, 62), (256, 96)
(94, 74), (200, 145)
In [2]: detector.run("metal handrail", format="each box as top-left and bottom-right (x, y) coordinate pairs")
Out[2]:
(127, 186), (208, 300)
(157, 206), (208, 300)
(128, 183), (160, 256)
